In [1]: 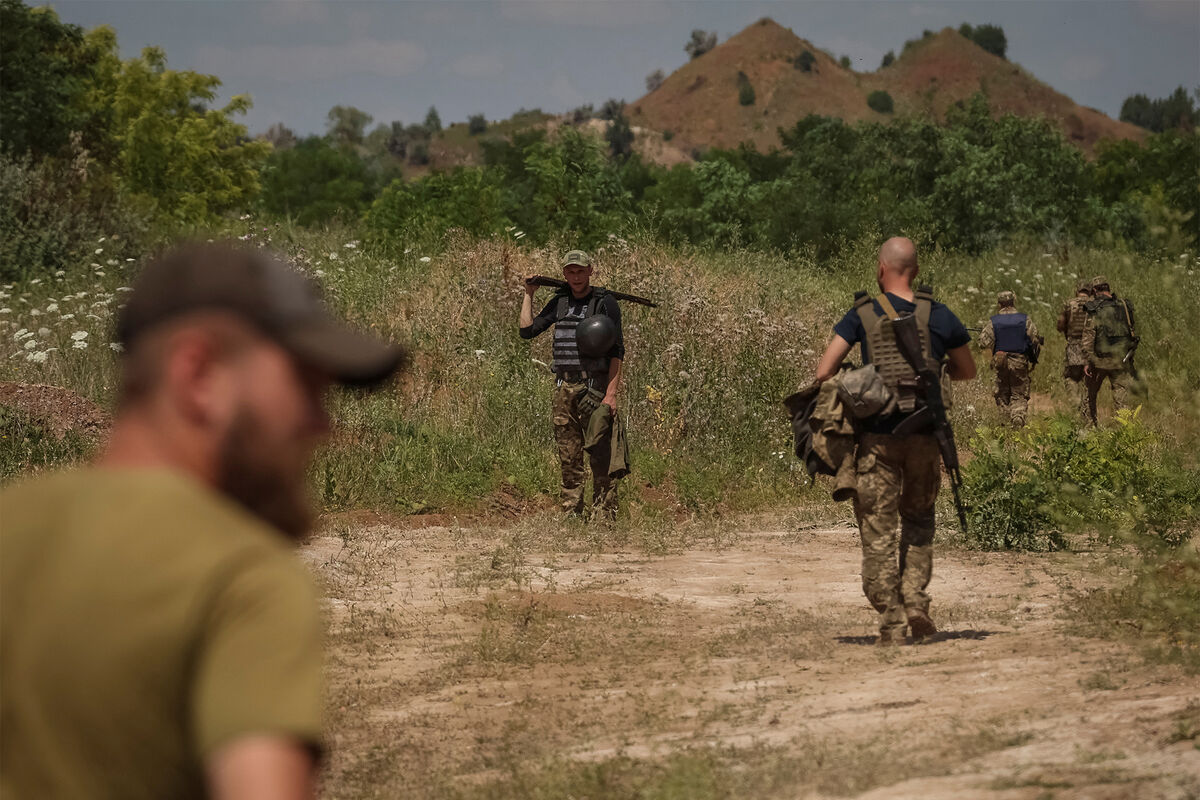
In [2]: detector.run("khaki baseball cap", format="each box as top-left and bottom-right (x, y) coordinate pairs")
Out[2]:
(997, 290), (1015, 305)
(117, 242), (407, 386)
(561, 250), (592, 268)
(1090, 275), (1109, 290)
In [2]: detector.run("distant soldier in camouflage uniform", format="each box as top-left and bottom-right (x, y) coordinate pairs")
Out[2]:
(815, 238), (976, 646)
(519, 250), (624, 519)
(1082, 275), (1143, 426)
(1056, 280), (1093, 420)
(978, 290), (1041, 428)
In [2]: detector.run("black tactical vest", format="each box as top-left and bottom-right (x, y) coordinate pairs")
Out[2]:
(553, 288), (612, 375)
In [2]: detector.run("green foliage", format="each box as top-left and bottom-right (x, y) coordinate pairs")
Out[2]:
(364, 167), (505, 246)
(736, 71), (756, 106)
(959, 22), (1007, 59)
(423, 106), (442, 134)
(0, 407), (95, 486)
(0, 0), (100, 158)
(606, 109), (635, 161)
(260, 137), (376, 226)
(962, 412), (1200, 551)
(685, 29), (717, 60)
(794, 50), (816, 72)
(839, 55), (851, 69)
(880, 50), (895, 69)
(646, 69), (665, 93)
(902, 29), (935, 55)
(0, 145), (144, 281)
(663, 130), (675, 142)
(867, 90), (894, 114)
(1119, 86), (1198, 133)
(326, 105), (373, 147)
(468, 114), (488, 136)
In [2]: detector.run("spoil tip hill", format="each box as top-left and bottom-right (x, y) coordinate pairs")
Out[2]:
(626, 18), (1143, 155)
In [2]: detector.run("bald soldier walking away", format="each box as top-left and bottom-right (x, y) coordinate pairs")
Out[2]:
(815, 237), (976, 646)
(1057, 279), (1094, 420)
(1, 244), (406, 800)
(1082, 275), (1143, 425)
(978, 290), (1042, 428)
(520, 250), (626, 520)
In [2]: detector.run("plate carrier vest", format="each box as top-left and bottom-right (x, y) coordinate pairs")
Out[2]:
(854, 287), (935, 414)
(1065, 297), (1088, 342)
(554, 288), (612, 377)
(991, 313), (1029, 354)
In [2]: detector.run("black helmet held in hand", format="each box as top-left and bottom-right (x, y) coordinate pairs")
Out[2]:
(576, 315), (617, 357)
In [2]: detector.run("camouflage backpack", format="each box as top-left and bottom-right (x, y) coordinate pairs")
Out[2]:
(1088, 296), (1135, 369)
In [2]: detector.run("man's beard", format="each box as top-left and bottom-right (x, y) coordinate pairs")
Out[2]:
(216, 409), (314, 541)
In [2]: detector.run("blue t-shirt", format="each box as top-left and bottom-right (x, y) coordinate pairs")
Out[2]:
(834, 292), (970, 363)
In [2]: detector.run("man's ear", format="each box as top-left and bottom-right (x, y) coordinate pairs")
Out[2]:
(163, 329), (237, 429)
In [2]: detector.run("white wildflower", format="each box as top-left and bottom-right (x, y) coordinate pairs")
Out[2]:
(24, 339), (38, 350)
(37, 327), (50, 337)
(116, 287), (132, 292)
(328, 252), (338, 261)
(71, 331), (88, 341)
(419, 256), (431, 263)
(239, 214), (251, 220)
(60, 313), (74, 320)
(30, 278), (41, 285)
(343, 241), (358, 249)
(95, 248), (103, 254)
(26, 350), (48, 364)
(0, 308), (11, 315)
(73, 339), (88, 350)
(95, 271), (105, 277)
(474, 349), (486, 359)
(109, 342), (124, 352)
(106, 258), (118, 266)
(13, 328), (27, 339)
(54, 271), (65, 278)
(91, 263), (101, 268)
(29, 309), (39, 316)
(125, 258), (134, 263)
(45, 303), (58, 313)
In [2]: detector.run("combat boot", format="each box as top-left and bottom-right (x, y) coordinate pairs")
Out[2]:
(906, 609), (937, 642)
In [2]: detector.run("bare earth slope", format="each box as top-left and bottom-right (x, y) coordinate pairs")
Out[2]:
(629, 19), (1144, 154)
(306, 520), (1200, 799)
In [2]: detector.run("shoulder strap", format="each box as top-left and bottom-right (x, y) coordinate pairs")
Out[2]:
(855, 291), (882, 336)
(875, 293), (900, 320)
(554, 291), (570, 321)
(1120, 299), (1133, 332)
(587, 287), (608, 317)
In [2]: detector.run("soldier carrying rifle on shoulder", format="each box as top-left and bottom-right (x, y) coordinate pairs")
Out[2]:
(811, 237), (976, 646)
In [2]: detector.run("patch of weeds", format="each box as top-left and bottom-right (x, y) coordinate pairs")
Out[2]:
(1079, 670), (1126, 691)
(1164, 702), (1200, 745)
(0, 407), (95, 485)
(1072, 542), (1200, 673)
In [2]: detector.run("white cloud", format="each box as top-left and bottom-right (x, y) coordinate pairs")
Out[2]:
(195, 38), (428, 81)
(451, 53), (505, 79)
(548, 74), (585, 108)
(498, 0), (669, 28)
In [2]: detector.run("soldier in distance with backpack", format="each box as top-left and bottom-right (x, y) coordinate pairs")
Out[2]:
(1082, 276), (1144, 426)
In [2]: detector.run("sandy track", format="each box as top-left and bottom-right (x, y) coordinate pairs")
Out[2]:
(304, 522), (1200, 799)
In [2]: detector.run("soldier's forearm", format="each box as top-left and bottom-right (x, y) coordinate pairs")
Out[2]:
(519, 294), (535, 328)
(605, 358), (622, 398)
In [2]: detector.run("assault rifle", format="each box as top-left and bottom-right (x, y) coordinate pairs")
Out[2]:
(890, 313), (969, 532)
(525, 276), (659, 308)
(1122, 336), (1141, 364)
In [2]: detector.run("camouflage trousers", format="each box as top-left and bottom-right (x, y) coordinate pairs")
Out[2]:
(552, 381), (617, 519)
(852, 433), (940, 639)
(1084, 366), (1144, 427)
(1062, 363), (1089, 421)
(992, 352), (1031, 428)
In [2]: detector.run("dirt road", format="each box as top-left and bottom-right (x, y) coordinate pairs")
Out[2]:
(305, 518), (1200, 799)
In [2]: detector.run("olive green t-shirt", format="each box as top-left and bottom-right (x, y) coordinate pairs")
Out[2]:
(0, 468), (323, 799)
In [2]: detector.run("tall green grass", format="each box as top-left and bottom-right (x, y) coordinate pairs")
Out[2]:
(2, 220), (1198, 522)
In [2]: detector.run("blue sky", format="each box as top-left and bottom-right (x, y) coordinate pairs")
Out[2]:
(50, 0), (1200, 137)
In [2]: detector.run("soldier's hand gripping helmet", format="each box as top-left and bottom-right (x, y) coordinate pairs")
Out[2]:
(576, 315), (617, 357)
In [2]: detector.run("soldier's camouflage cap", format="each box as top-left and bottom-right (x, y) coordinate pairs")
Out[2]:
(561, 250), (592, 268)
(1090, 275), (1109, 290)
(997, 290), (1016, 305)
(1076, 279), (1093, 294)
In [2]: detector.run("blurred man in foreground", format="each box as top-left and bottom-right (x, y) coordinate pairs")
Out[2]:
(815, 237), (975, 645)
(1, 243), (406, 800)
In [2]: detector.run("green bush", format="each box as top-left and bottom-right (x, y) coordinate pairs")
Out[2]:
(794, 50), (816, 72)
(867, 90), (894, 114)
(880, 50), (895, 69)
(961, 412), (1200, 551)
(468, 114), (487, 135)
(0, 147), (144, 281)
(736, 71), (755, 106)
(0, 407), (96, 486)
(839, 55), (851, 69)
(259, 137), (376, 226)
